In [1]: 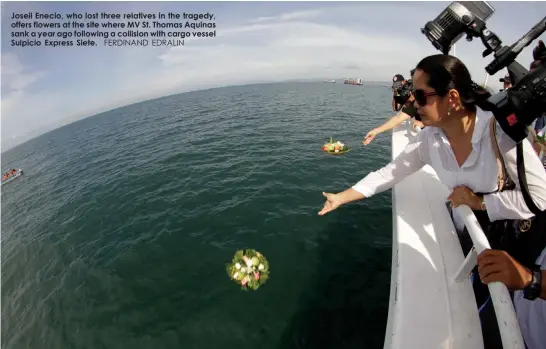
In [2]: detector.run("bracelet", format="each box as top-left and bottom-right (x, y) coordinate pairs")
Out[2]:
(479, 195), (486, 210)
(523, 266), (542, 300)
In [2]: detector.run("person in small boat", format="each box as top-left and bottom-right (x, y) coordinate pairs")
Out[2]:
(319, 53), (546, 348)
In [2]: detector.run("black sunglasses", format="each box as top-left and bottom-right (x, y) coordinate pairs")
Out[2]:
(412, 89), (438, 106)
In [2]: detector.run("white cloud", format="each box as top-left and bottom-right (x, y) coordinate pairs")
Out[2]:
(135, 20), (436, 99)
(250, 9), (322, 23)
(1, 53), (52, 146)
(1, 3), (542, 150)
(1, 53), (47, 93)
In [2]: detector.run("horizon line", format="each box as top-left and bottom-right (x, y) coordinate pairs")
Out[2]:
(1, 78), (394, 153)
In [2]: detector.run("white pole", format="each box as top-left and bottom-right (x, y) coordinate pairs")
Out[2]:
(455, 205), (525, 349)
(483, 73), (489, 88)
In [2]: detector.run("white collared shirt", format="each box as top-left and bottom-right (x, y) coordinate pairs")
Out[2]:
(352, 107), (546, 222)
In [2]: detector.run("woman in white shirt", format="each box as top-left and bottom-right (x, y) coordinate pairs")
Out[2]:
(317, 53), (546, 349)
(318, 54), (546, 226)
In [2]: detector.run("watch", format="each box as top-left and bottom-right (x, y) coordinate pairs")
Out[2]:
(523, 266), (542, 300)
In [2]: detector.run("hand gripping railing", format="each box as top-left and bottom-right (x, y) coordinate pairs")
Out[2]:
(451, 205), (525, 349)
(401, 119), (525, 348)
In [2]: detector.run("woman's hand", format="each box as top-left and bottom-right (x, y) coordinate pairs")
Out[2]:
(448, 185), (483, 210)
(412, 119), (425, 129)
(362, 129), (378, 146)
(318, 192), (343, 216)
(532, 141), (545, 157)
(477, 249), (532, 290)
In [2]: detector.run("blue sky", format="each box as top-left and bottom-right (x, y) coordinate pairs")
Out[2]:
(2, 1), (545, 150)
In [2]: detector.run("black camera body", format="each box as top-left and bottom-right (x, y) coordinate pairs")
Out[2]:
(394, 80), (413, 108)
(421, 1), (546, 143)
(482, 66), (546, 142)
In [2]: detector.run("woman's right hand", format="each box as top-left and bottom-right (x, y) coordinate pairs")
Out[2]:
(318, 192), (343, 216)
(362, 129), (378, 146)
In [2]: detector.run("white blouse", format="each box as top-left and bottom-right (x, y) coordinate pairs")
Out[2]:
(353, 107), (546, 222)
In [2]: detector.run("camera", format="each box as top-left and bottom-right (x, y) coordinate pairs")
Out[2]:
(394, 79), (413, 107)
(421, 1), (546, 143)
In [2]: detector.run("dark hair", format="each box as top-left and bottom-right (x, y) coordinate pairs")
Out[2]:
(414, 54), (491, 112)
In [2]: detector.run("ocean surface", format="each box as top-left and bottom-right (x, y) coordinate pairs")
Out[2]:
(2, 81), (397, 349)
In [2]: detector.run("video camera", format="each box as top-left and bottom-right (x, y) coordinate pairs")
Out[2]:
(393, 79), (413, 107)
(421, 1), (546, 143)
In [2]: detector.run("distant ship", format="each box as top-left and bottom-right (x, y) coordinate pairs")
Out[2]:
(344, 78), (363, 85)
(323, 79), (336, 83)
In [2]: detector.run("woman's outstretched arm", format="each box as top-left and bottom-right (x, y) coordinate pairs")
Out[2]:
(319, 137), (427, 215)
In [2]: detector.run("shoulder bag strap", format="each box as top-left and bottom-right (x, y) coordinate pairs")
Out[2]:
(489, 118), (507, 192)
(516, 142), (543, 215)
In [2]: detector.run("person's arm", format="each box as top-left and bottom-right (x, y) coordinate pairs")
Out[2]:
(331, 187), (367, 206)
(528, 127), (546, 156)
(539, 269), (546, 301)
(482, 123), (546, 221)
(375, 112), (412, 135)
(477, 249), (546, 300)
(363, 111), (413, 146)
(392, 97), (399, 112)
(352, 137), (427, 199)
(328, 139), (427, 210)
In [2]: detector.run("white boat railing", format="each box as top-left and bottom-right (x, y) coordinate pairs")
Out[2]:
(451, 205), (525, 349)
(401, 121), (524, 349)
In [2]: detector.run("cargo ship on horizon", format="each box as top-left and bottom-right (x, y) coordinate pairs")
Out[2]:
(343, 78), (363, 85)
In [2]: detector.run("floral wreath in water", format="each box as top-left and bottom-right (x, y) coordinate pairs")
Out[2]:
(226, 249), (270, 291)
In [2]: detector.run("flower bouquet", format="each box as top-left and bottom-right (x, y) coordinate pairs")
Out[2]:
(322, 137), (349, 154)
(226, 249), (270, 291)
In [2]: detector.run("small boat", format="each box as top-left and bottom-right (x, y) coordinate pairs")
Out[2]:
(1, 169), (24, 186)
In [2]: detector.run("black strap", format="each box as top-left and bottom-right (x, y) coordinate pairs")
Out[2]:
(516, 142), (544, 215)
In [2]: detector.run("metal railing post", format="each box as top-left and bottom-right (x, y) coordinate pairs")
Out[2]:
(452, 205), (525, 349)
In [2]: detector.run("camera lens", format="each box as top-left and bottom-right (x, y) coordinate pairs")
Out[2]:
(462, 14), (472, 25)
